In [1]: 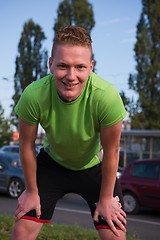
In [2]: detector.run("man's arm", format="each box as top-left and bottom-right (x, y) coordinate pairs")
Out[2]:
(94, 120), (126, 236)
(15, 118), (41, 221)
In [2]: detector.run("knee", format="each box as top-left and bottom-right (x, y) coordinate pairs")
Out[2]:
(10, 220), (43, 240)
(11, 224), (27, 240)
(98, 229), (126, 240)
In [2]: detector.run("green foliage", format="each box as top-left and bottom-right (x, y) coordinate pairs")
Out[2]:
(128, 0), (160, 129)
(0, 104), (12, 147)
(12, 19), (48, 127)
(120, 90), (130, 112)
(53, 0), (95, 33)
(0, 214), (140, 240)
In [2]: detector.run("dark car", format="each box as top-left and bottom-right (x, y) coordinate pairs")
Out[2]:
(0, 145), (20, 153)
(119, 159), (160, 214)
(0, 152), (25, 198)
(117, 166), (123, 179)
(0, 144), (40, 155)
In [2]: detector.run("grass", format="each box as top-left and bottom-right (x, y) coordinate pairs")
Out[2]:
(0, 214), (141, 240)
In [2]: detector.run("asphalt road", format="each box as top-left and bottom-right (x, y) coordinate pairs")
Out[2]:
(0, 193), (160, 240)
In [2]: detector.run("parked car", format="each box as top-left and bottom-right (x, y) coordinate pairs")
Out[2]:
(0, 144), (40, 155)
(0, 152), (25, 198)
(35, 145), (43, 153)
(119, 159), (160, 214)
(117, 166), (123, 179)
(0, 145), (20, 153)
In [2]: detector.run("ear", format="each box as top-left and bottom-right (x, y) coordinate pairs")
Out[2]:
(49, 57), (53, 73)
(89, 60), (94, 76)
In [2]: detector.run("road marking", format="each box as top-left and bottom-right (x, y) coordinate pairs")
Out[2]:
(55, 207), (90, 215)
(56, 207), (160, 226)
(127, 217), (160, 226)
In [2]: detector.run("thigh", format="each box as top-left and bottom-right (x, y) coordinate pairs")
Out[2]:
(74, 163), (124, 229)
(23, 150), (69, 222)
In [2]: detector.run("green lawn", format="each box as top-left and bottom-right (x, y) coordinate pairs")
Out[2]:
(0, 214), (140, 240)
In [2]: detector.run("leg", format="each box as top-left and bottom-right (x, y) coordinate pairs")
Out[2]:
(11, 219), (43, 240)
(98, 229), (126, 240)
(11, 150), (67, 240)
(73, 163), (126, 239)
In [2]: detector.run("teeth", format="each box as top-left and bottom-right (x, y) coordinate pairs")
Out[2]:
(65, 83), (74, 86)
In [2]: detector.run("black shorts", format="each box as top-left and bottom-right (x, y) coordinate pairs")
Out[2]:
(22, 149), (124, 230)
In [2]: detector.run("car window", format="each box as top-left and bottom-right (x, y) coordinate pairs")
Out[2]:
(12, 148), (19, 153)
(2, 148), (10, 152)
(132, 162), (160, 180)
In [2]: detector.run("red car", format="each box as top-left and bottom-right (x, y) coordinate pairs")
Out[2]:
(119, 159), (160, 214)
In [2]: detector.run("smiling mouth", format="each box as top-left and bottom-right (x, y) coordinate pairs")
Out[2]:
(63, 82), (78, 87)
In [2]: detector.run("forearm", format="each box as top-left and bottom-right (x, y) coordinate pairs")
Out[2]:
(14, 119), (41, 220)
(20, 143), (38, 193)
(99, 122), (122, 202)
(99, 151), (119, 201)
(18, 119), (39, 193)
(94, 121), (126, 236)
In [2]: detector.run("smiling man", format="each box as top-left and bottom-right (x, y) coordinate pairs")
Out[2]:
(49, 44), (94, 102)
(11, 26), (127, 240)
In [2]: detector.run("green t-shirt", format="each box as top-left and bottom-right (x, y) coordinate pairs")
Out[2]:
(15, 72), (127, 170)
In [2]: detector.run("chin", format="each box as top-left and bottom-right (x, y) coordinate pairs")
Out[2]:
(59, 94), (74, 102)
(60, 90), (80, 102)
(65, 96), (75, 102)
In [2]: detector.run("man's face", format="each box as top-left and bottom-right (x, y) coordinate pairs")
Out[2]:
(49, 44), (94, 102)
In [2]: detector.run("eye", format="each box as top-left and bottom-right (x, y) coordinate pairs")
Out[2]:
(77, 65), (86, 70)
(57, 64), (67, 69)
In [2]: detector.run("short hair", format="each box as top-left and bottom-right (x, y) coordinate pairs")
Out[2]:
(51, 25), (93, 59)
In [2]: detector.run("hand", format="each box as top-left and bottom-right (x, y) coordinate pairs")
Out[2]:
(14, 189), (41, 221)
(94, 196), (126, 237)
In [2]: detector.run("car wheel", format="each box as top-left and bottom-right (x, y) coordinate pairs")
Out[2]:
(8, 178), (24, 198)
(123, 192), (140, 214)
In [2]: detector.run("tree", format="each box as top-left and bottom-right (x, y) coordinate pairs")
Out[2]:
(128, 0), (160, 129)
(120, 91), (130, 112)
(12, 19), (48, 127)
(53, 0), (96, 70)
(54, 0), (95, 33)
(0, 104), (12, 147)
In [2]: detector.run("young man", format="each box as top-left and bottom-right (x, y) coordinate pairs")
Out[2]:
(11, 26), (127, 240)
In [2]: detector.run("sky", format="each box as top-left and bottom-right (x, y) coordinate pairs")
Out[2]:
(0, 0), (142, 119)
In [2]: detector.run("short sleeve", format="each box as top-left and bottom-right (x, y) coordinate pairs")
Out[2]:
(98, 85), (127, 128)
(15, 85), (40, 125)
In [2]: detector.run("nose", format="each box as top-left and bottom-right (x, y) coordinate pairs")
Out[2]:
(66, 67), (76, 81)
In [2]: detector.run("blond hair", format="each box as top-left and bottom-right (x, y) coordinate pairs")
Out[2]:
(51, 25), (92, 59)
